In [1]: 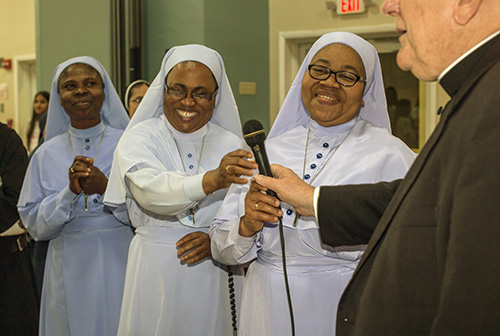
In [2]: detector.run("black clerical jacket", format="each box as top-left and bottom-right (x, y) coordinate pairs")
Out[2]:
(318, 34), (500, 335)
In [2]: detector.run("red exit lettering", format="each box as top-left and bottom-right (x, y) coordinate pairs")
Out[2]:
(341, 0), (360, 13)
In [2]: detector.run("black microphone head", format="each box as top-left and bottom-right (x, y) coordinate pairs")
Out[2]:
(243, 119), (266, 147)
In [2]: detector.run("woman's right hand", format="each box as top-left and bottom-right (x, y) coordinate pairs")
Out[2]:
(202, 149), (258, 194)
(239, 179), (282, 237)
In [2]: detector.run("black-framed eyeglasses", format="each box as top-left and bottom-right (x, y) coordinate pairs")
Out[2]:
(165, 84), (218, 103)
(307, 64), (367, 87)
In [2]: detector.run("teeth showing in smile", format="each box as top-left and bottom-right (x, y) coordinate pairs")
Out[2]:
(177, 110), (197, 118)
(317, 94), (338, 102)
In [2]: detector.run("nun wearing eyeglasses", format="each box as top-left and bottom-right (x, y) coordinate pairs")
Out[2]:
(17, 56), (132, 336)
(104, 44), (255, 335)
(210, 32), (416, 336)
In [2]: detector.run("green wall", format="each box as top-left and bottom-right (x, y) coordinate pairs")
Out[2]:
(144, 0), (270, 130)
(143, 0), (205, 78)
(36, 0), (113, 92)
(36, 0), (270, 130)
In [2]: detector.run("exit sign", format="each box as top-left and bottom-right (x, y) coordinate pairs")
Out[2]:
(336, 0), (365, 14)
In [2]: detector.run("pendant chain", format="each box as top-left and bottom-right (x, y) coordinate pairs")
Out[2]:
(173, 135), (206, 224)
(68, 130), (106, 211)
(293, 127), (351, 226)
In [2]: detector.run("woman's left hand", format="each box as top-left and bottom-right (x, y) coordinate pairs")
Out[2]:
(79, 160), (108, 195)
(176, 231), (212, 264)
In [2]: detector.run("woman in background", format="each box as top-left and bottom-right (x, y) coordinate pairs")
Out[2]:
(26, 91), (49, 153)
(123, 79), (150, 118)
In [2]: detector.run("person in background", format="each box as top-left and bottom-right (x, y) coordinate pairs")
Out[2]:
(26, 91), (50, 154)
(123, 79), (150, 118)
(253, 0), (500, 334)
(393, 98), (418, 148)
(104, 44), (254, 335)
(18, 56), (132, 336)
(385, 86), (398, 129)
(0, 122), (39, 335)
(28, 111), (48, 161)
(210, 32), (415, 336)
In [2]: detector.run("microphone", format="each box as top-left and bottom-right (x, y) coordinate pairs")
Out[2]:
(243, 120), (295, 335)
(243, 119), (277, 198)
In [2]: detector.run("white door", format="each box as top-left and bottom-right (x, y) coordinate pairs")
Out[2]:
(14, 55), (37, 147)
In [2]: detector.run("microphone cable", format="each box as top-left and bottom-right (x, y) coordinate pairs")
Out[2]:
(242, 119), (295, 335)
(277, 216), (296, 336)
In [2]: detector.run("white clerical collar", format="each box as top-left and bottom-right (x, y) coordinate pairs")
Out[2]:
(438, 30), (500, 82)
(161, 113), (209, 141)
(308, 117), (356, 138)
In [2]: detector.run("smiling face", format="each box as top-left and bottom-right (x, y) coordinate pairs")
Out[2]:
(163, 61), (217, 133)
(58, 63), (105, 129)
(33, 94), (49, 116)
(381, 0), (454, 81)
(301, 43), (366, 127)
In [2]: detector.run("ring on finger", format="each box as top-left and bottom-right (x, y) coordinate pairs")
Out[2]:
(254, 202), (259, 210)
(70, 167), (75, 173)
(225, 164), (232, 175)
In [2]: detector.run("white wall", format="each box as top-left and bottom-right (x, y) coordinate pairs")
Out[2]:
(0, 0), (36, 140)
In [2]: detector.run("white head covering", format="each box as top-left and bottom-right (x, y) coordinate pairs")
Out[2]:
(268, 32), (390, 139)
(123, 79), (150, 110)
(45, 56), (129, 141)
(126, 44), (242, 137)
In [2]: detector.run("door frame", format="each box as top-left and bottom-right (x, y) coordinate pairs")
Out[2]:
(13, 54), (37, 139)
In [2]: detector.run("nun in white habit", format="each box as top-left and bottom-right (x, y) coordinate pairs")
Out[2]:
(18, 56), (132, 336)
(210, 32), (417, 335)
(104, 44), (255, 335)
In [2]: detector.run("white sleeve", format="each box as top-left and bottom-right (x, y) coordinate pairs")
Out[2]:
(313, 186), (320, 226)
(125, 167), (207, 216)
(19, 185), (79, 241)
(210, 183), (260, 265)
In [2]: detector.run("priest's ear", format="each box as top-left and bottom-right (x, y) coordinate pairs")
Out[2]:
(453, 0), (482, 25)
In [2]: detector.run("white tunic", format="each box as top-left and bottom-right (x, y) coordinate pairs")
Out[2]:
(210, 119), (416, 336)
(114, 115), (245, 335)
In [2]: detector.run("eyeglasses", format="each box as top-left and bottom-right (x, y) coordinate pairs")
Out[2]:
(165, 85), (218, 103)
(307, 64), (367, 87)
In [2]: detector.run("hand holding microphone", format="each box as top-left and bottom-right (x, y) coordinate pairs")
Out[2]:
(239, 120), (283, 237)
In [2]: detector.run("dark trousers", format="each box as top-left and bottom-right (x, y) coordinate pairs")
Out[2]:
(0, 234), (39, 336)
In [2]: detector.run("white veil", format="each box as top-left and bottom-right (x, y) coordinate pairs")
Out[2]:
(44, 56), (129, 141)
(268, 32), (390, 139)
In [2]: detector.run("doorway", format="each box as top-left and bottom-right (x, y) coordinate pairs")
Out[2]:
(14, 55), (37, 146)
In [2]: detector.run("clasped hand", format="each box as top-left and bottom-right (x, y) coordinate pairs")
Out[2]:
(68, 156), (108, 195)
